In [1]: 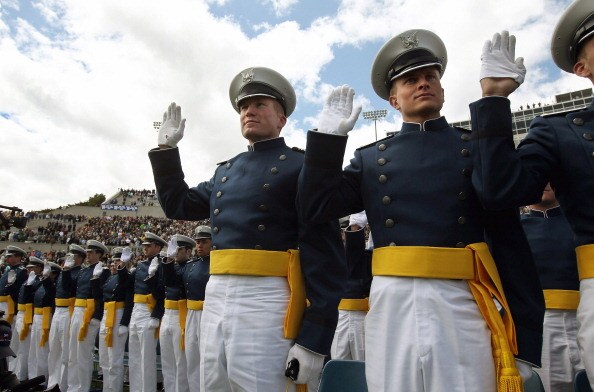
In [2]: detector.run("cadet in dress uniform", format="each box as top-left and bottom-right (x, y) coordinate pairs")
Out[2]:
(128, 232), (165, 392)
(521, 185), (584, 392)
(160, 226), (211, 392)
(469, 1), (594, 387)
(298, 29), (544, 392)
(331, 212), (372, 361)
(67, 240), (107, 392)
(149, 67), (345, 391)
(28, 260), (58, 384)
(160, 234), (194, 392)
(46, 244), (86, 392)
(92, 247), (133, 392)
(0, 246), (27, 372)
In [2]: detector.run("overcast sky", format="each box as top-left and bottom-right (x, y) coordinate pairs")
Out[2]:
(1, 0), (590, 212)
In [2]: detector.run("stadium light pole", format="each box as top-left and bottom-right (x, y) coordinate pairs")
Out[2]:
(362, 109), (387, 140)
(153, 121), (162, 130)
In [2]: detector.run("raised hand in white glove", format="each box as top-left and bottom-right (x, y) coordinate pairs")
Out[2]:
(120, 247), (132, 263)
(89, 318), (100, 328)
(148, 256), (159, 276)
(166, 236), (179, 260)
(158, 102), (186, 148)
(147, 318), (160, 329)
(7, 270), (15, 284)
(118, 325), (129, 336)
(515, 359), (533, 382)
(318, 85), (362, 136)
(285, 344), (325, 384)
(27, 271), (36, 285)
(480, 31), (526, 86)
(92, 261), (104, 278)
(42, 263), (51, 278)
(63, 254), (75, 269)
(348, 211), (368, 229)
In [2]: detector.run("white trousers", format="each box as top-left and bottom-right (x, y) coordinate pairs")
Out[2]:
(577, 278), (594, 390)
(67, 306), (100, 392)
(28, 313), (51, 382)
(365, 277), (495, 392)
(331, 309), (366, 360)
(47, 307), (71, 390)
(12, 311), (30, 380)
(99, 308), (127, 392)
(128, 303), (158, 392)
(185, 309), (202, 392)
(200, 275), (318, 392)
(159, 308), (189, 392)
(535, 309), (583, 392)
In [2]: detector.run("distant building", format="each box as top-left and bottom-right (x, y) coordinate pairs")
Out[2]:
(450, 88), (593, 145)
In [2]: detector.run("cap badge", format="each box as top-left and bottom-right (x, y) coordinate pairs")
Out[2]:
(242, 68), (254, 83)
(400, 31), (419, 49)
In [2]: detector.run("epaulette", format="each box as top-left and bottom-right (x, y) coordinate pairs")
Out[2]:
(454, 126), (471, 133)
(216, 160), (228, 166)
(541, 107), (583, 119)
(356, 134), (395, 151)
(291, 147), (305, 153)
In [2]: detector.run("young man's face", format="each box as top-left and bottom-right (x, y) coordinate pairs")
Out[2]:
(196, 238), (212, 257)
(142, 243), (161, 258)
(389, 66), (445, 123)
(4, 254), (22, 267)
(239, 97), (287, 144)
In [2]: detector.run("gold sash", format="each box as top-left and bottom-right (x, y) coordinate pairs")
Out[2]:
(34, 307), (52, 347)
(577, 244), (594, 280)
(338, 298), (369, 311)
(372, 243), (522, 392)
(210, 249), (305, 340)
(187, 300), (204, 310)
(55, 297), (75, 317)
(104, 301), (125, 347)
(543, 289), (579, 310)
(133, 294), (156, 312)
(18, 303), (33, 340)
(75, 298), (95, 341)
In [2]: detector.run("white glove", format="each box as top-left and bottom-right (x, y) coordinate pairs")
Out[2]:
(27, 271), (36, 285)
(515, 359), (533, 382)
(285, 344), (325, 384)
(89, 318), (100, 328)
(147, 318), (160, 329)
(349, 211), (368, 229)
(167, 236), (179, 259)
(480, 31), (526, 85)
(92, 261), (104, 278)
(148, 256), (159, 276)
(318, 85), (362, 136)
(118, 325), (128, 336)
(64, 254), (75, 269)
(120, 247), (132, 263)
(157, 102), (186, 148)
(7, 270), (15, 284)
(42, 263), (51, 277)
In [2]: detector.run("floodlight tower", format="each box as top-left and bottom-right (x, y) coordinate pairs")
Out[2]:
(362, 109), (387, 140)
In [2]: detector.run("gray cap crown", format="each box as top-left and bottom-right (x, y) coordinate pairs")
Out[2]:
(195, 225), (212, 239)
(551, 0), (594, 73)
(5, 245), (26, 257)
(371, 29), (447, 101)
(86, 240), (108, 254)
(229, 67), (296, 116)
(142, 232), (167, 247)
(69, 244), (87, 256)
(174, 234), (197, 249)
(26, 256), (44, 268)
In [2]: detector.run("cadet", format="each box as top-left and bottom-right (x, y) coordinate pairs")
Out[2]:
(67, 240), (107, 392)
(149, 67), (345, 391)
(298, 29), (544, 391)
(520, 184), (584, 392)
(92, 247), (133, 392)
(468, 0), (594, 387)
(160, 234), (194, 392)
(128, 232), (166, 392)
(0, 245), (27, 372)
(46, 244), (86, 392)
(331, 212), (371, 361)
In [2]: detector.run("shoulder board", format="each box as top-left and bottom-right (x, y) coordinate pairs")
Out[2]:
(216, 160), (228, 166)
(454, 126), (471, 133)
(291, 147), (305, 153)
(356, 134), (394, 151)
(541, 107), (583, 119)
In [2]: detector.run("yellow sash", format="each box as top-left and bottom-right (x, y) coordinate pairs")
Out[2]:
(134, 294), (156, 312)
(577, 244), (594, 280)
(104, 301), (125, 347)
(338, 298), (369, 311)
(55, 297), (75, 317)
(372, 243), (522, 392)
(179, 300), (187, 351)
(18, 303), (33, 341)
(75, 298), (95, 341)
(187, 300), (204, 310)
(0, 295), (15, 324)
(33, 307), (52, 347)
(543, 289), (580, 310)
(210, 249), (305, 340)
